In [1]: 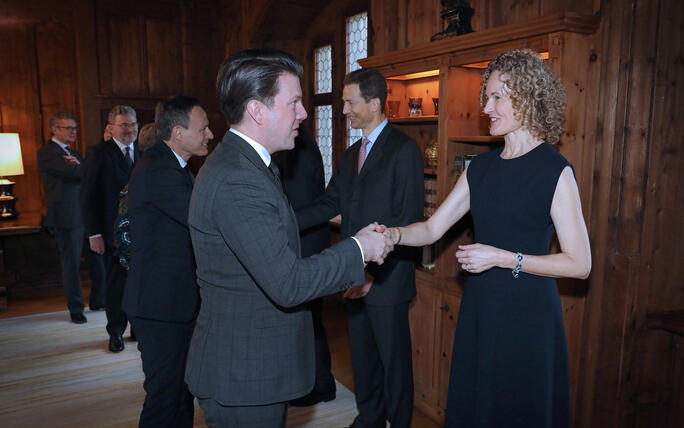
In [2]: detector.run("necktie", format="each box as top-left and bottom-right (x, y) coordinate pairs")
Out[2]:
(64, 145), (74, 156)
(268, 162), (282, 188)
(357, 137), (370, 174)
(125, 146), (134, 169)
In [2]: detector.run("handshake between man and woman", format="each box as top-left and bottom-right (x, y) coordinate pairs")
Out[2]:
(351, 222), (399, 266)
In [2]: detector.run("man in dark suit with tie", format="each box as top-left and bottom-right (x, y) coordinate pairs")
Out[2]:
(296, 68), (425, 428)
(37, 111), (106, 323)
(274, 124), (337, 406)
(122, 96), (213, 427)
(81, 105), (141, 352)
(185, 48), (393, 427)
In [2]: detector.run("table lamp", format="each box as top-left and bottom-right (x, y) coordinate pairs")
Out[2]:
(0, 133), (24, 219)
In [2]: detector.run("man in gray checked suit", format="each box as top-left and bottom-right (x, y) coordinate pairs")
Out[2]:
(185, 48), (393, 427)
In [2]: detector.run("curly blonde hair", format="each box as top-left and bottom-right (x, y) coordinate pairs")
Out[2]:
(479, 49), (566, 144)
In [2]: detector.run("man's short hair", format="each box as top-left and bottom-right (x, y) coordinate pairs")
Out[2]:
(155, 95), (201, 141)
(216, 48), (303, 125)
(108, 105), (137, 124)
(49, 111), (76, 129)
(343, 68), (388, 113)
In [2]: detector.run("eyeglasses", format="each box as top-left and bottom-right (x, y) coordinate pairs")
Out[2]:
(112, 122), (139, 129)
(55, 126), (78, 132)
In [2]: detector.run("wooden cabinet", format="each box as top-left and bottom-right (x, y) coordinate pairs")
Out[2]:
(359, 12), (600, 424)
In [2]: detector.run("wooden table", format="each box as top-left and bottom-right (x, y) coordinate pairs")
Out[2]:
(0, 212), (42, 312)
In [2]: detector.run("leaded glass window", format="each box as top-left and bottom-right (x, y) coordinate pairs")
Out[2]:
(346, 11), (368, 147)
(314, 45), (332, 94)
(315, 105), (333, 186)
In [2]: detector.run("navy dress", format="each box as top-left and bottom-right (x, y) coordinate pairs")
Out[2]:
(444, 143), (571, 428)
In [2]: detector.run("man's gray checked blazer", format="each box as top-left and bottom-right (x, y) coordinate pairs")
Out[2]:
(184, 131), (365, 406)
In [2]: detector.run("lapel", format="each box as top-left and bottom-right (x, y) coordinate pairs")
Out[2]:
(157, 141), (194, 187)
(225, 131), (300, 255)
(49, 140), (83, 162)
(227, 132), (282, 194)
(356, 123), (392, 183)
(105, 139), (130, 174)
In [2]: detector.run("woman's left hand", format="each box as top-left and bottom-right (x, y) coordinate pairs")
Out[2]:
(456, 243), (510, 274)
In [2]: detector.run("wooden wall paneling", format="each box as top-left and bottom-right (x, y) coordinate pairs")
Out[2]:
(574, 1), (631, 425)
(107, 15), (145, 94)
(73, 0), (103, 149)
(406, 0), (441, 48)
(436, 290), (462, 416)
(617, 0), (659, 258)
(409, 278), (439, 409)
(642, 0), (684, 314)
(144, 17), (183, 95)
(483, 0), (542, 29)
(0, 24), (44, 215)
(611, 3), (665, 421)
(35, 20), (79, 147)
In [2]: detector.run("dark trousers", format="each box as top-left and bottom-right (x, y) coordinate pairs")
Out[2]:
(311, 297), (336, 395)
(86, 249), (106, 308)
(52, 227), (85, 314)
(347, 299), (413, 428)
(129, 316), (195, 428)
(198, 398), (287, 428)
(105, 247), (128, 336)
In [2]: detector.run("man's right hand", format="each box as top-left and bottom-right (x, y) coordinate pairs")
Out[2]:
(89, 236), (105, 255)
(354, 223), (394, 265)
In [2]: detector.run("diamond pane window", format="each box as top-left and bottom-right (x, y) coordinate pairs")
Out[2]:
(346, 11), (368, 146)
(314, 45), (332, 94)
(346, 12), (367, 72)
(315, 105), (333, 186)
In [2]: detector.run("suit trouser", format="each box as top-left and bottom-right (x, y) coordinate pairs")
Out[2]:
(129, 316), (195, 428)
(311, 297), (336, 396)
(198, 398), (287, 428)
(85, 249), (106, 308)
(105, 247), (128, 336)
(347, 299), (413, 428)
(52, 227), (85, 314)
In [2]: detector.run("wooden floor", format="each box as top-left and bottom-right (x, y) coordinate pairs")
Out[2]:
(0, 286), (439, 428)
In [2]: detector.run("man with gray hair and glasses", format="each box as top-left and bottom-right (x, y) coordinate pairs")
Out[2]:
(81, 105), (141, 352)
(37, 111), (106, 324)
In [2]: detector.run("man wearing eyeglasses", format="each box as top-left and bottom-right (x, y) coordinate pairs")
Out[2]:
(37, 111), (106, 324)
(81, 105), (141, 352)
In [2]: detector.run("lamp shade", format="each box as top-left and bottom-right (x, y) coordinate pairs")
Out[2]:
(0, 133), (24, 176)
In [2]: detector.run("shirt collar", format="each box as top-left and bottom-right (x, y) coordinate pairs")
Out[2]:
(51, 138), (69, 150)
(365, 118), (388, 144)
(169, 148), (187, 168)
(112, 138), (133, 152)
(229, 128), (271, 166)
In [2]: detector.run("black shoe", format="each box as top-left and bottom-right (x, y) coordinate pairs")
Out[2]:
(130, 329), (137, 341)
(70, 312), (87, 324)
(89, 305), (105, 311)
(108, 334), (124, 353)
(289, 390), (336, 407)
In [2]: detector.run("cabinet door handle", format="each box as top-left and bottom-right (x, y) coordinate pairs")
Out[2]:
(439, 304), (449, 311)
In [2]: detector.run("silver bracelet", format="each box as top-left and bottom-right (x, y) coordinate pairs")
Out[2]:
(512, 252), (523, 278)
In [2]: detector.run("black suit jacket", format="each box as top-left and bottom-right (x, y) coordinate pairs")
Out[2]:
(81, 139), (141, 246)
(122, 141), (198, 322)
(274, 125), (330, 257)
(36, 141), (83, 229)
(296, 123), (424, 304)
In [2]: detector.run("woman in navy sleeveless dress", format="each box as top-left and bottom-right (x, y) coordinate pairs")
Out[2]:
(381, 49), (592, 427)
